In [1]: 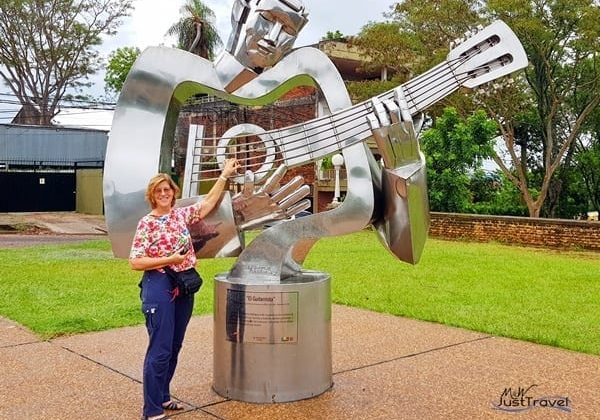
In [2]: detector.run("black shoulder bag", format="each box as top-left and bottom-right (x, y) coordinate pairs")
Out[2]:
(164, 266), (203, 297)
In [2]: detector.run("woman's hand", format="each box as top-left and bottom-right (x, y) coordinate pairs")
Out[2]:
(222, 158), (240, 179)
(169, 246), (187, 265)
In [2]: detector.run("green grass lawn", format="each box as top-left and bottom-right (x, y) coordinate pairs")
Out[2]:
(0, 232), (598, 355)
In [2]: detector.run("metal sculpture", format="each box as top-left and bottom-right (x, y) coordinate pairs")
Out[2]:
(104, 0), (528, 403)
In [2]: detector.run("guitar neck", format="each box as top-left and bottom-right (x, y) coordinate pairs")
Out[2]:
(274, 60), (460, 167)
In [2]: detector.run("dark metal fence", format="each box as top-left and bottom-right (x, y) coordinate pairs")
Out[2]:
(0, 160), (104, 212)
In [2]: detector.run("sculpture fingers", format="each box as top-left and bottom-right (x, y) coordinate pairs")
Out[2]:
(393, 87), (413, 123)
(367, 97), (391, 133)
(239, 212), (286, 231)
(241, 170), (255, 198)
(413, 112), (425, 133)
(284, 199), (311, 217)
(270, 175), (304, 203)
(382, 99), (400, 124)
(259, 165), (287, 195)
(278, 185), (311, 210)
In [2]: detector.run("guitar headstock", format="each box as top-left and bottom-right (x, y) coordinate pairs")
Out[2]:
(447, 20), (528, 89)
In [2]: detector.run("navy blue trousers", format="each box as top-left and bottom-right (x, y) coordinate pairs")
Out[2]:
(140, 270), (194, 417)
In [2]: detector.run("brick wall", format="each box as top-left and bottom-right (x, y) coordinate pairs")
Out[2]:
(174, 90), (317, 190)
(429, 212), (600, 251)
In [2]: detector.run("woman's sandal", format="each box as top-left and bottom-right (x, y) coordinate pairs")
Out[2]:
(162, 401), (184, 411)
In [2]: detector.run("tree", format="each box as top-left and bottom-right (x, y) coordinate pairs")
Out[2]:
(572, 107), (600, 213)
(104, 46), (141, 96)
(352, 21), (417, 81)
(166, 0), (222, 60)
(484, 0), (600, 217)
(469, 170), (529, 216)
(0, 0), (133, 125)
(575, 139), (600, 213)
(389, 0), (600, 217)
(346, 78), (400, 103)
(322, 30), (347, 42)
(390, 0), (484, 73)
(421, 107), (497, 212)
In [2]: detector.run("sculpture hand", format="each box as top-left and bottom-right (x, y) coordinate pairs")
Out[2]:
(232, 165), (311, 231)
(366, 86), (430, 265)
(367, 86), (424, 168)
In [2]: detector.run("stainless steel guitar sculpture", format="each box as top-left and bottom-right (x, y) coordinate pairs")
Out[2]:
(103, 0), (527, 402)
(194, 20), (529, 281)
(104, 17), (527, 281)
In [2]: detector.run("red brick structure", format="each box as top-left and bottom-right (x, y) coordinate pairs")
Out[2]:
(172, 41), (386, 209)
(430, 212), (600, 251)
(174, 88), (317, 196)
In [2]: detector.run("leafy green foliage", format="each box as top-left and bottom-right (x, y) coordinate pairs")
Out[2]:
(421, 107), (497, 212)
(469, 170), (528, 216)
(166, 0), (222, 59)
(0, 0), (133, 125)
(346, 78), (400, 103)
(352, 21), (418, 78)
(322, 30), (347, 42)
(104, 46), (140, 95)
(575, 139), (600, 212)
(484, 0), (600, 216)
(389, 0), (484, 73)
(387, 0), (600, 217)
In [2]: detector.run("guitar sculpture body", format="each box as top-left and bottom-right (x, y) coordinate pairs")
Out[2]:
(104, 20), (528, 282)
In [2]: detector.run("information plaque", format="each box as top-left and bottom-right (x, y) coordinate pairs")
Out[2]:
(225, 289), (298, 344)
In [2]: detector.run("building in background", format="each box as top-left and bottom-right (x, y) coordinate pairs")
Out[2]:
(0, 124), (107, 213)
(175, 40), (385, 213)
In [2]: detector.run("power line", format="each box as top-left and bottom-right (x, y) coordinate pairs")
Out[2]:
(0, 92), (116, 107)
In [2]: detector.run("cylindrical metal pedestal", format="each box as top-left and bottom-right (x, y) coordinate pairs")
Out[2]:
(213, 271), (332, 403)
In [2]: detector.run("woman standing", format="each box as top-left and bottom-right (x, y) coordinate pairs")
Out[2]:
(129, 159), (240, 420)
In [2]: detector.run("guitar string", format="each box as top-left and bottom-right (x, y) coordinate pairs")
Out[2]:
(196, 34), (495, 153)
(196, 54), (471, 151)
(195, 59), (465, 166)
(190, 43), (501, 181)
(192, 62), (471, 178)
(192, 67), (480, 182)
(191, 34), (495, 156)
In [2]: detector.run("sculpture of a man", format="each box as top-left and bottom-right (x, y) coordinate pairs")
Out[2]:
(104, 0), (428, 282)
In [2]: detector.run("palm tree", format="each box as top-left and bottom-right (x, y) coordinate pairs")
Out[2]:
(166, 0), (222, 60)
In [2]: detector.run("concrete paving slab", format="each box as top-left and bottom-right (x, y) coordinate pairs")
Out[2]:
(330, 305), (489, 372)
(0, 317), (40, 347)
(0, 212), (106, 235)
(0, 341), (141, 419)
(205, 335), (599, 419)
(1, 305), (599, 419)
(53, 316), (226, 410)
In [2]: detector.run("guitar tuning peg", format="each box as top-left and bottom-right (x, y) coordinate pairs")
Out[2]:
(449, 40), (455, 49)
(453, 37), (462, 46)
(477, 24), (484, 32)
(464, 30), (472, 38)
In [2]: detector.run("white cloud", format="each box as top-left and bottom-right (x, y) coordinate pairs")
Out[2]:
(95, 0), (394, 93)
(2, 0), (394, 124)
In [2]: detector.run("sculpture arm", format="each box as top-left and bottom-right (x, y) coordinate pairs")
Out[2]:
(367, 87), (430, 264)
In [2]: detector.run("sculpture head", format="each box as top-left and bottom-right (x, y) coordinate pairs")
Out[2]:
(227, 0), (309, 70)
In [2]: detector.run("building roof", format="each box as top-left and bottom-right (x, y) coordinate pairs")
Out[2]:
(0, 123), (108, 167)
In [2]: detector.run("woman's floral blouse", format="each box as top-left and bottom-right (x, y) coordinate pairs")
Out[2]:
(129, 204), (202, 272)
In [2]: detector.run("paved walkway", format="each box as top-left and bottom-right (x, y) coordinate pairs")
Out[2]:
(1, 305), (599, 419)
(1, 213), (599, 418)
(0, 211), (106, 235)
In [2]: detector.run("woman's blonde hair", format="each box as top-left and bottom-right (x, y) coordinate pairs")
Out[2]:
(145, 173), (180, 209)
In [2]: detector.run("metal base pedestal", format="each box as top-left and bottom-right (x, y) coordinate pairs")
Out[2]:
(213, 271), (332, 403)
